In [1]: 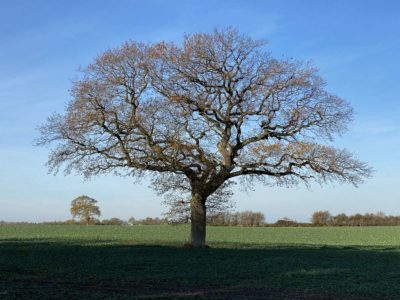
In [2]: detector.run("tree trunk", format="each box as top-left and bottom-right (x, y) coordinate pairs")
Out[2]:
(189, 193), (207, 247)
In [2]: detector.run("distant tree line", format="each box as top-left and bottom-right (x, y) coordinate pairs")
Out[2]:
(310, 211), (400, 226)
(207, 211), (265, 226)
(128, 217), (168, 225)
(0, 219), (126, 226)
(0, 212), (264, 227)
(271, 218), (310, 227)
(3, 210), (400, 227)
(128, 212), (266, 227)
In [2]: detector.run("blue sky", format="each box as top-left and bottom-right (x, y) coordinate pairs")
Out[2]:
(0, 0), (399, 222)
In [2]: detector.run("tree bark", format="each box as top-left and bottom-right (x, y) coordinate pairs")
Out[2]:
(189, 192), (207, 247)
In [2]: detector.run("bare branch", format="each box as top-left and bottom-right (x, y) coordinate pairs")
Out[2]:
(37, 28), (371, 220)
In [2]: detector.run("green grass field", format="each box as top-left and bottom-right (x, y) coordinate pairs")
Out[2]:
(1, 225), (400, 299)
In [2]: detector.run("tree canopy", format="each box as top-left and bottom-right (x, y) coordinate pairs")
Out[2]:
(70, 195), (101, 225)
(39, 28), (371, 247)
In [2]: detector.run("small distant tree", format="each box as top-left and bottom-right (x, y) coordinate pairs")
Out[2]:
(128, 217), (137, 225)
(374, 211), (386, 226)
(274, 217), (298, 227)
(331, 213), (348, 226)
(241, 211), (254, 226)
(311, 210), (332, 226)
(70, 195), (101, 225)
(252, 212), (266, 227)
(348, 213), (364, 226)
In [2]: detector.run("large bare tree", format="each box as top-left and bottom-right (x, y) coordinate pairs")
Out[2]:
(38, 29), (371, 247)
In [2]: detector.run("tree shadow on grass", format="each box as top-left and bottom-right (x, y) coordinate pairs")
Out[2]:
(0, 239), (399, 299)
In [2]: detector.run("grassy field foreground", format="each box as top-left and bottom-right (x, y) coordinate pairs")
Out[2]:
(1, 225), (400, 299)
